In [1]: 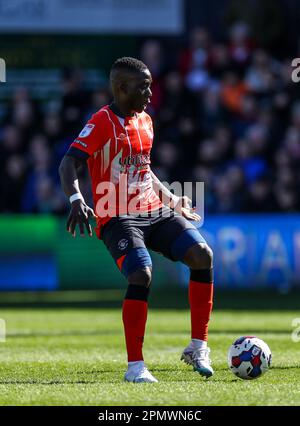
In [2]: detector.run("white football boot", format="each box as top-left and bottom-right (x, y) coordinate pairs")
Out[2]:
(124, 361), (158, 383)
(181, 346), (214, 378)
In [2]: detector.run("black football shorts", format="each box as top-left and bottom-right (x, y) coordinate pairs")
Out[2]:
(101, 207), (206, 278)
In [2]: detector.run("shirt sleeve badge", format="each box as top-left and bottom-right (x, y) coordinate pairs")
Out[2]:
(79, 123), (95, 137)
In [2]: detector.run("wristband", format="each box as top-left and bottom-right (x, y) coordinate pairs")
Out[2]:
(170, 194), (180, 209)
(69, 193), (84, 204)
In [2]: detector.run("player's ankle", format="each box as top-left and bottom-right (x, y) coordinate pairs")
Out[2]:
(189, 339), (208, 351)
(128, 360), (145, 371)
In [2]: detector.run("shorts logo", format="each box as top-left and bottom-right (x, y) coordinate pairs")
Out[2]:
(79, 124), (95, 138)
(118, 239), (128, 250)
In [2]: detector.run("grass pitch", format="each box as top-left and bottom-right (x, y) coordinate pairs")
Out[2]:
(0, 305), (299, 406)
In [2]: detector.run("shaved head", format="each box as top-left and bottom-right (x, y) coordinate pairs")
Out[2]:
(110, 57), (149, 90)
(110, 57), (148, 78)
(109, 57), (152, 115)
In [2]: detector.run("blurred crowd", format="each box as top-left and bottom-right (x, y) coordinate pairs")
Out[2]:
(1, 21), (300, 215)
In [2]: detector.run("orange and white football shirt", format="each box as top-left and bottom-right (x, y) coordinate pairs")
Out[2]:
(67, 104), (163, 238)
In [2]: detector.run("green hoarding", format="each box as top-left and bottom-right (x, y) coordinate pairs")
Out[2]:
(0, 35), (137, 70)
(0, 216), (181, 291)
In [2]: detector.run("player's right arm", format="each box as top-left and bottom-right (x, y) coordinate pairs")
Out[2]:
(59, 111), (106, 237)
(59, 155), (96, 237)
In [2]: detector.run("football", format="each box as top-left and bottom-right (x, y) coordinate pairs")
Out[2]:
(228, 336), (272, 380)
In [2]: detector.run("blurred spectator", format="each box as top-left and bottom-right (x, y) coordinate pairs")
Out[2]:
(212, 173), (244, 213)
(0, 155), (27, 212)
(210, 44), (232, 79)
(243, 177), (275, 212)
(154, 141), (180, 182)
(21, 134), (63, 213)
(61, 68), (89, 135)
(225, 0), (285, 51)
(179, 27), (211, 77)
(228, 22), (253, 74)
(140, 40), (166, 113)
(159, 70), (197, 128)
(88, 88), (111, 118)
(43, 112), (62, 144)
(198, 87), (223, 136)
(220, 71), (249, 114)
(274, 185), (298, 212)
(0, 125), (23, 162)
(232, 138), (268, 185)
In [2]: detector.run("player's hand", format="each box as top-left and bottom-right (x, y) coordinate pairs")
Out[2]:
(66, 199), (97, 237)
(174, 196), (201, 222)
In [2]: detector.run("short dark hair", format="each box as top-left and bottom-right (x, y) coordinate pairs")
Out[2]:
(111, 57), (147, 75)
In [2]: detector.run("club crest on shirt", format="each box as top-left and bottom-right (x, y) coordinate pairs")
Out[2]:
(118, 239), (129, 250)
(79, 124), (95, 138)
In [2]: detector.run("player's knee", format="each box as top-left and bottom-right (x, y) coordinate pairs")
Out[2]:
(184, 243), (213, 269)
(127, 267), (152, 288)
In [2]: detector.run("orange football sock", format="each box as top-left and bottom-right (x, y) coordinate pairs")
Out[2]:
(122, 298), (148, 362)
(188, 269), (214, 341)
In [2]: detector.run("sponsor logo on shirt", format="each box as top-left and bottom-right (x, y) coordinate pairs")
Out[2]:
(74, 139), (88, 148)
(119, 154), (150, 167)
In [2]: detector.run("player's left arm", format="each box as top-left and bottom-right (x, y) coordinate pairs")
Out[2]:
(59, 111), (105, 237)
(150, 170), (200, 221)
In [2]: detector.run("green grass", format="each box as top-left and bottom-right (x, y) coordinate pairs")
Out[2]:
(0, 307), (300, 406)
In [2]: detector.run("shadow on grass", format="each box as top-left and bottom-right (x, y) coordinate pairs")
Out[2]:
(6, 329), (294, 339)
(0, 380), (101, 385)
(3, 367), (296, 385)
(0, 289), (299, 310)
